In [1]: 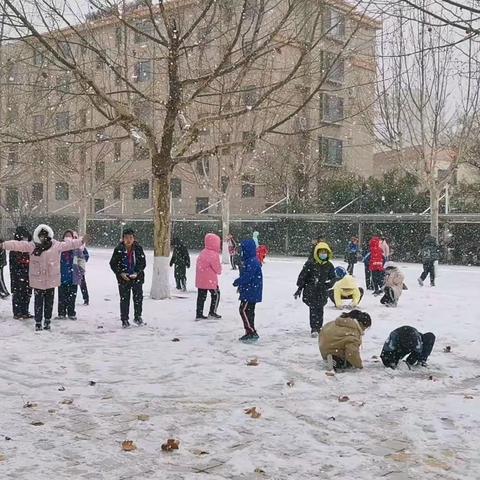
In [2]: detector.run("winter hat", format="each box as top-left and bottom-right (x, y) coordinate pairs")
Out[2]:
(313, 242), (333, 264)
(384, 261), (395, 269)
(33, 224), (54, 244)
(14, 226), (32, 242)
(334, 266), (347, 279)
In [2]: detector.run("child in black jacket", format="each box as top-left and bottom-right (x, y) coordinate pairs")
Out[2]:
(170, 237), (190, 292)
(9, 226), (32, 318)
(295, 241), (336, 337)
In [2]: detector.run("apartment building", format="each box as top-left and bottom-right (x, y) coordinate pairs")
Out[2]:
(0, 0), (380, 224)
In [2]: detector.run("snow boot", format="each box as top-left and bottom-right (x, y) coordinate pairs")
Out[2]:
(239, 333), (258, 343)
(133, 317), (144, 326)
(326, 354), (335, 371)
(68, 315), (77, 321)
(417, 278), (424, 287)
(122, 319), (130, 328)
(55, 315), (67, 320)
(43, 321), (51, 331)
(311, 330), (319, 338)
(35, 324), (42, 332)
(208, 312), (222, 319)
(196, 314), (208, 320)
(23, 313), (34, 319)
(430, 281), (435, 287)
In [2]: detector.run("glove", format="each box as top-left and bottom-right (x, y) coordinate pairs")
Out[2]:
(233, 279), (239, 287)
(120, 273), (130, 281)
(293, 288), (302, 299)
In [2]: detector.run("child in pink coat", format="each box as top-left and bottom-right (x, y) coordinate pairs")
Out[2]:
(1, 224), (84, 331)
(195, 233), (222, 320)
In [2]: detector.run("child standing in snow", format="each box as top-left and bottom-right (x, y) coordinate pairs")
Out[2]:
(170, 237), (190, 291)
(380, 326), (435, 369)
(0, 224), (84, 331)
(233, 239), (263, 342)
(380, 262), (405, 308)
(345, 237), (359, 275)
(369, 236), (385, 295)
(109, 228), (146, 328)
(294, 241), (336, 337)
(195, 233), (222, 320)
(226, 234), (238, 270)
(418, 234), (440, 287)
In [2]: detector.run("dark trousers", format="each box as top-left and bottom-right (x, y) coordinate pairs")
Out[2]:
(0, 267), (9, 297)
(80, 275), (89, 304)
(371, 271), (384, 292)
(328, 287), (364, 305)
(196, 288), (220, 316)
(34, 288), (54, 326)
(380, 287), (396, 305)
(58, 284), (78, 317)
(230, 255), (237, 270)
(364, 264), (372, 290)
(174, 266), (187, 290)
(346, 254), (356, 275)
(420, 262), (435, 284)
(118, 282), (143, 321)
(381, 333), (436, 367)
(11, 277), (31, 317)
(240, 301), (256, 334)
(309, 299), (327, 332)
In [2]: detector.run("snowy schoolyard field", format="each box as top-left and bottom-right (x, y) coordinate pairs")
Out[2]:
(0, 249), (479, 480)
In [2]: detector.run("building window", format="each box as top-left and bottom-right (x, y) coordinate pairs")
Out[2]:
(323, 8), (346, 41)
(242, 131), (256, 152)
(56, 75), (71, 94)
(115, 26), (123, 50)
(196, 197), (209, 214)
(55, 112), (70, 132)
(171, 178), (182, 198)
(133, 181), (149, 200)
(134, 21), (154, 43)
(6, 187), (19, 210)
(320, 94), (344, 123)
(242, 85), (257, 106)
(114, 141), (122, 162)
(324, 52), (345, 85)
(220, 132), (231, 155)
(95, 161), (105, 182)
(32, 183), (44, 202)
(32, 114), (45, 133)
(113, 184), (121, 200)
(59, 41), (74, 60)
(56, 145), (69, 163)
(241, 174), (255, 198)
(33, 148), (45, 166)
(55, 182), (69, 201)
(319, 137), (343, 166)
(134, 142), (149, 161)
(94, 198), (105, 213)
(221, 176), (229, 193)
(196, 158), (210, 176)
(7, 145), (18, 166)
(134, 61), (152, 82)
(78, 109), (88, 128)
(33, 49), (44, 66)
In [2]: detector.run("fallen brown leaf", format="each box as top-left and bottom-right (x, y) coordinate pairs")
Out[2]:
(286, 380), (295, 387)
(244, 407), (262, 419)
(171, 338), (180, 342)
(338, 396), (350, 402)
(23, 401), (37, 409)
(137, 414), (150, 421)
(161, 439), (180, 452)
(121, 440), (137, 452)
(325, 372), (335, 377)
(254, 467), (266, 474)
(60, 399), (73, 405)
(31, 421), (44, 426)
(0, 454), (6, 462)
(247, 357), (259, 366)
(464, 395), (474, 399)
(48, 409), (56, 414)
(192, 449), (209, 456)
(443, 346), (451, 353)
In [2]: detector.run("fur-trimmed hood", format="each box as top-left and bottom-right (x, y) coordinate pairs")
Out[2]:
(33, 224), (54, 244)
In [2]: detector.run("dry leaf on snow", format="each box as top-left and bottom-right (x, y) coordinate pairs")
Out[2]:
(464, 395), (474, 399)
(0, 454), (6, 462)
(244, 407), (262, 419)
(31, 421), (44, 426)
(171, 338), (180, 342)
(121, 440), (137, 452)
(60, 399), (73, 405)
(443, 346), (451, 353)
(161, 439), (180, 452)
(338, 396), (350, 402)
(23, 401), (37, 409)
(137, 414), (150, 421)
(286, 380), (295, 387)
(58, 386), (66, 391)
(325, 372), (335, 377)
(254, 467), (266, 474)
(192, 449), (209, 456)
(246, 357), (259, 366)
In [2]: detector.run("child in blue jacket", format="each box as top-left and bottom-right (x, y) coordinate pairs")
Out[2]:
(233, 239), (263, 342)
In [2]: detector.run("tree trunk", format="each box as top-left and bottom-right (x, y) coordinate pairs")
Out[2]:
(150, 172), (172, 299)
(78, 197), (88, 235)
(221, 194), (230, 264)
(429, 184), (440, 240)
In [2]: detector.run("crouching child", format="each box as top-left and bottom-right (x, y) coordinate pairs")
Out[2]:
(233, 239), (263, 342)
(381, 326), (435, 369)
(380, 262), (405, 308)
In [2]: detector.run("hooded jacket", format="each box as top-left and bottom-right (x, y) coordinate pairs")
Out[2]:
(296, 242), (336, 306)
(233, 239), (263, 303)
(2, 224), (83, 290)
(333, 274), (362, 308)
(383, 264), (405, 301)
(369, 237), (384, 272)
(195, 233), (222, 290)
(319, 315), (365, 368)
(9, 226), (32, 286)
(380, 326), (423, 367)
(421, 235), (440, 262)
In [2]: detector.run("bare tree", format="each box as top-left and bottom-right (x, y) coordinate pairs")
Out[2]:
(371, 4), (480, 239)
(0, 0), (379, 298)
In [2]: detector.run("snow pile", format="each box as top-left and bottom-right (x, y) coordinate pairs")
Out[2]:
(0, 249), (478, 479)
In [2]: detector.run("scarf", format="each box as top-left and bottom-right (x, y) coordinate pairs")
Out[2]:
(33, 238), (52, 256)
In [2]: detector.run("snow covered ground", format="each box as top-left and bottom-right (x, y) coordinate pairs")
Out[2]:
(0, 249), (479, 480)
